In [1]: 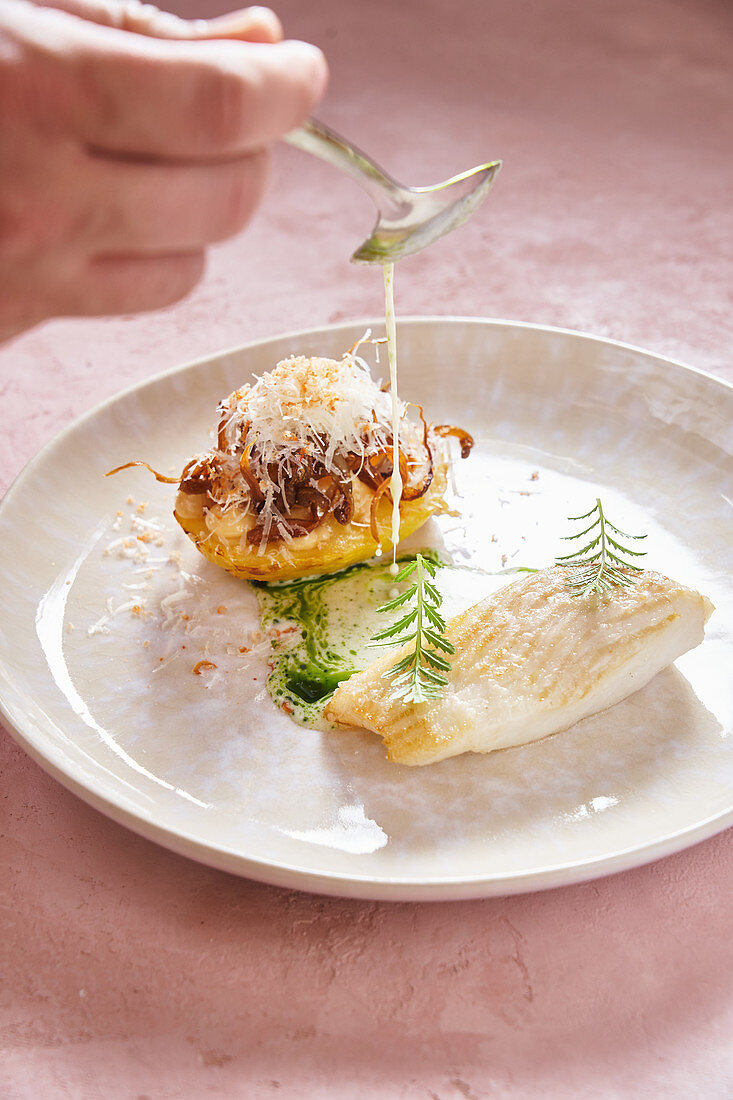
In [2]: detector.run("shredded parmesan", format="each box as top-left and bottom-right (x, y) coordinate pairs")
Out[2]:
(161, 589), (191, 611)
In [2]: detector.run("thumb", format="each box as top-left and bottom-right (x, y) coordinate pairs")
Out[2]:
(28, 1), (284, 42)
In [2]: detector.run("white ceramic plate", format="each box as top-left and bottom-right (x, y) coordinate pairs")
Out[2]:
(1, 319), (732, 900)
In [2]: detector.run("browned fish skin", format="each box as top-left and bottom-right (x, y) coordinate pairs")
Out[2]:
(325, 567), (713, 766)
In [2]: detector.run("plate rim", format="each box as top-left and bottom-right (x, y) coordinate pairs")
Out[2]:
(1, 316), (731, 900)
(6, 723), (733, 901)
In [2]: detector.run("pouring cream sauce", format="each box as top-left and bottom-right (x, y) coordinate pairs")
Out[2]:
(383, 262), (402, 574)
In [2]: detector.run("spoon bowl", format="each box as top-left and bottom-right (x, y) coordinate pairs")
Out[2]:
(284, 119), (501, 264)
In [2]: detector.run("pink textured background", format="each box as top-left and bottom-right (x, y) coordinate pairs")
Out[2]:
(1, 0), (732, 1096)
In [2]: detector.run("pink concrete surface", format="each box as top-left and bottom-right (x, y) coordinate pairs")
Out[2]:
(1, 0), (732, 1096)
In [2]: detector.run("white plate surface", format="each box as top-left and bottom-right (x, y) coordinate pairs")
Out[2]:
(1, 318), (732, 900)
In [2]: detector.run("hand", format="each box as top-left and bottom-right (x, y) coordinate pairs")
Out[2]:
(0, 0), (328, 342)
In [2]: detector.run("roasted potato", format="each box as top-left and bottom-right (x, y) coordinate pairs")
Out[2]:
(173, 453), (449, 582)
(111, 352), (472, 584)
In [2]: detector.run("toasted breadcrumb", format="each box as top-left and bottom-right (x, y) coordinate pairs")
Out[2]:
(193, 660), (217, 675)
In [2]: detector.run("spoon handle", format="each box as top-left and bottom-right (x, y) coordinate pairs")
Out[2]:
(284, 118), (407, 217)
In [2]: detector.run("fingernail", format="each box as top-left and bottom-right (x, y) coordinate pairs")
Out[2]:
(283, 40), (329, 99)
(209, 6), (282, 40)
(246, 6), (281, 25)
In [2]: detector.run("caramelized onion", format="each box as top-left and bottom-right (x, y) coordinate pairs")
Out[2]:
(331, 479), (353, 525)
(401, 440), (434, 501)
(294, 484), (332, 519)
(105, 460), (179, 484)
(239, 447), (265, 504)
(246, 515), (317, 545)
(369, 478), (393, 543)
(179, 456), (218, 494)
(351, 447), (394, 490)
(407, 402), (430, 450)
(433, 425), (474, 459)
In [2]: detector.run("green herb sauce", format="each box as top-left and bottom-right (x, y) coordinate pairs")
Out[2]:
(253, 552), (443, 728)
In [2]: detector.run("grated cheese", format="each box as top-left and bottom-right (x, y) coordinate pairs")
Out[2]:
(160, 589), (191, 611)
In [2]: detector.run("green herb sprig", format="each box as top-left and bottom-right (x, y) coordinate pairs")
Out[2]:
(556, 498), (647, 597)
(369, 554), (455, 704)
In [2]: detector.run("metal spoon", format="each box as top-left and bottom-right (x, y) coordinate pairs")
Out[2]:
(284, 118), (501, 264)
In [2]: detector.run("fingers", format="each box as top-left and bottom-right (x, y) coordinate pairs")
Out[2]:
(97, 41), (323, 159)
(36, 7), (327, 159)
(76, 35), (325, 159)
(31, 1), (283, 43)
(68, 251), (207, 316)
(0, 1), (328, 336)
(85, 148), (270, 253)
(1, 247), (206, 332)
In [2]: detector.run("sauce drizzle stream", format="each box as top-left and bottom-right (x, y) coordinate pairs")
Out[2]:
(383, 262), (402, 573)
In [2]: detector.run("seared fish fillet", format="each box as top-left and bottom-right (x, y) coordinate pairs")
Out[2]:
(325, 567), (713, 766)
